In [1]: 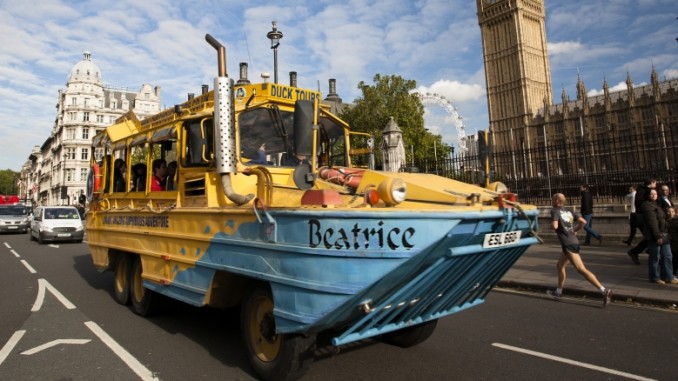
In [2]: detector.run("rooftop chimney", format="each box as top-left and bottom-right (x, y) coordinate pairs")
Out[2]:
(237, 62), (251, 85)
(324, 78), (342, 103)
(289, 71), (297, 87)
(201, 84), (209, 94)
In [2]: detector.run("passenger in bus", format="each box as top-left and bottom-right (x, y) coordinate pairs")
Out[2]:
(132, 163), (147, 191)
(113, 159), (126, 192)
(166, 161), (177, 190)
(151, 159), (168, 191)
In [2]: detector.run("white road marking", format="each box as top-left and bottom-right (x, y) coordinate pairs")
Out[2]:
(0, 330), (25, 366)
(20, 260), (37, 274)
(20, 339), (91, 355)
(85, 321), (160, 381)
(32, 278), (77, 311)
(48, 244), (59, 248)
(10, 249), (20, 258)
(493, 343), (657, 381)
(3, 242), (10, 249)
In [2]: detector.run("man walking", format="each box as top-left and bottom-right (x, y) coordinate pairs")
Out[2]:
(628, 178), (657, 264)
(580, 184), (602, 245)
(548, 193), (612, 306)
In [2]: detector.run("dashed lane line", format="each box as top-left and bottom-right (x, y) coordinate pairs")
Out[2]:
(20, 260), (37, 274)
(492, 342), (657, 381)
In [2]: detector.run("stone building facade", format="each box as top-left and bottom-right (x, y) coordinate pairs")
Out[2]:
(20, 52), (161, 206)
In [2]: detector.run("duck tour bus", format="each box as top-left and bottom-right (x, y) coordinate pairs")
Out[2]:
(84, 33), (540, 381)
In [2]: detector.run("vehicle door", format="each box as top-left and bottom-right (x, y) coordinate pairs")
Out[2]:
(30, 207), (42, 237)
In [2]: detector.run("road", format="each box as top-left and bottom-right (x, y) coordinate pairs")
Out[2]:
(1, 233), (676, 380)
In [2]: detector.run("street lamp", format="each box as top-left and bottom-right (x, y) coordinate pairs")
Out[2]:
(266, 21), (283, 84)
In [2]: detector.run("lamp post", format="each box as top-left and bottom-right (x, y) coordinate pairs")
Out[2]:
(266, 21), (283, 84)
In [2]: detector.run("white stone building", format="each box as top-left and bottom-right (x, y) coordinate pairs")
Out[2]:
(21, 52), (161, 206)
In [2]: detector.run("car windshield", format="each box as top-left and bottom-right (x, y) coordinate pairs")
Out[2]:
(45, 209), (80, 219)
(0, 206), (28, 216)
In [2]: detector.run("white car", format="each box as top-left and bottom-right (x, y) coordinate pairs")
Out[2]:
(29, 206), (84, 244)
(0, 205), (31, 234)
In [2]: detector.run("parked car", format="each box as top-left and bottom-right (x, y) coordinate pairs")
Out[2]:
(0, 205), (31, 234)
(29, 206), (84, 244)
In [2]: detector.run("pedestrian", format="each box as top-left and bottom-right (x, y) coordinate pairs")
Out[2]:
(623, 185), (639, 245)
(658, 184), (674, 214)
(640, 188), (677, 284)
(628, 178), (656, 264)
(580, 184), (603, 245)
(547, 193), (612, 306)
(667, 207), (678, 280)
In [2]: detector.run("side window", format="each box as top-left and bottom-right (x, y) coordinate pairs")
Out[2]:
(183, 119), (213, 167)
(112, 148), (127, 193)
(149, 127), (177, 191)
(129, 142), (148, 192)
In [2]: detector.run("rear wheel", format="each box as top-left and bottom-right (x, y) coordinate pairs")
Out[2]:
(381, 320), (438, 348)
(114, 255), (132, 305)
(130, 256), (158, 316)
(241, 286), (315, 381)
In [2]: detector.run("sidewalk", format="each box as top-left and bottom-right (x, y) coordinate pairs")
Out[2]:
(498, 238), (678, 308)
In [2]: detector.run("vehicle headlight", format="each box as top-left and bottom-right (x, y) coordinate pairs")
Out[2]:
(76, 225), (84, 231)
(42, 226), (54, 232)
(377, 177), (407, 206)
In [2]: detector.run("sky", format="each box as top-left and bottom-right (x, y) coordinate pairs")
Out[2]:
(0, 0), (677, 171)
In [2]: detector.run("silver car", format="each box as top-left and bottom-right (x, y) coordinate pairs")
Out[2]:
(0, 205), (31, 234)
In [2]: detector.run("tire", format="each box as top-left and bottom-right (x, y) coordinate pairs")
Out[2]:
(37, 233), (44, 245)
(29, 230), (34, 241)
(241, 286), (315, 381)
(130, 256), (158, 316)
(381, 320), (438, 348)
(114, 255), (132, 305)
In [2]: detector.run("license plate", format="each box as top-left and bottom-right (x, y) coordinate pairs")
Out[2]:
(7, 226), (17, 229)
(483, 231), (521, 248)
(57, 233), (71, 237)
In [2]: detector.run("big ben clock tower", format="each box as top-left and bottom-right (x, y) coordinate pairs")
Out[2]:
(477, 0), (552, 155)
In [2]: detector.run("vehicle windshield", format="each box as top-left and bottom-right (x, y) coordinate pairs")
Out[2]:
(45, 209), (80, 219)
(0, 206), (28, 216)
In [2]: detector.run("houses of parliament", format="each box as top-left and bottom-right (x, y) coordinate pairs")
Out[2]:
(476, 0), (678, 182)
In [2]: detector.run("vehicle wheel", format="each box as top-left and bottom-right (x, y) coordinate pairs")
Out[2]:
(114, 255), (132, 305)
(381, 320), (438, 348)
(130, 256), (158, 316)
(29, 230), (34, 241)
(37, 233), (44, 245)
(241, 286), (315, 381)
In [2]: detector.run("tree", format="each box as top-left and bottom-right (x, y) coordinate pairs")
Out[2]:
(340, 74), (451, 168)
(0, 169), (20, 194)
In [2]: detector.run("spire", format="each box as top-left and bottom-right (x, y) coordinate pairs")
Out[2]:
(576, 73), (587, 101)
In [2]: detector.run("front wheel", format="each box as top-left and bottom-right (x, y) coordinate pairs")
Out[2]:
(381, 319), (438, 348)
(241, 286), (315, 381)
(130, 256), (158, 316)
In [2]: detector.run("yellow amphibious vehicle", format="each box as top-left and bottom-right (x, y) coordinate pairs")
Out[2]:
(85, 34), (540, 381)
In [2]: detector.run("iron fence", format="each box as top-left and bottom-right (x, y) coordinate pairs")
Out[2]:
(410, 132), (678, 206)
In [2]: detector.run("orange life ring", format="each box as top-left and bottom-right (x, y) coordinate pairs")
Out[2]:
(86, 164), (103, 201)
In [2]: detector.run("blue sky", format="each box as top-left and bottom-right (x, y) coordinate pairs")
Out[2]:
(0, 0), (676, 170)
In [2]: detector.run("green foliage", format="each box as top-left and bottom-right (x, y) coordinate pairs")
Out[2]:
(339, 74), (452, 167)
(0, 169), (20, 195)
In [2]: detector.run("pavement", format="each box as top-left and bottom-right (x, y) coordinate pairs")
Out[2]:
(498, 237), (678, 308)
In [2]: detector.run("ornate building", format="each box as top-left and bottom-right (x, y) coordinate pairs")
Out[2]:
(21, 52), (161, 206)
(476, 0), (678, 182)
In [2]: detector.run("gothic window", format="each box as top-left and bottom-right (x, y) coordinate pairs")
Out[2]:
(641, 107), (654, 121)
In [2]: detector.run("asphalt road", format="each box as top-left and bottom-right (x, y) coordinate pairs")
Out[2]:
(1, 233), (676, 381)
